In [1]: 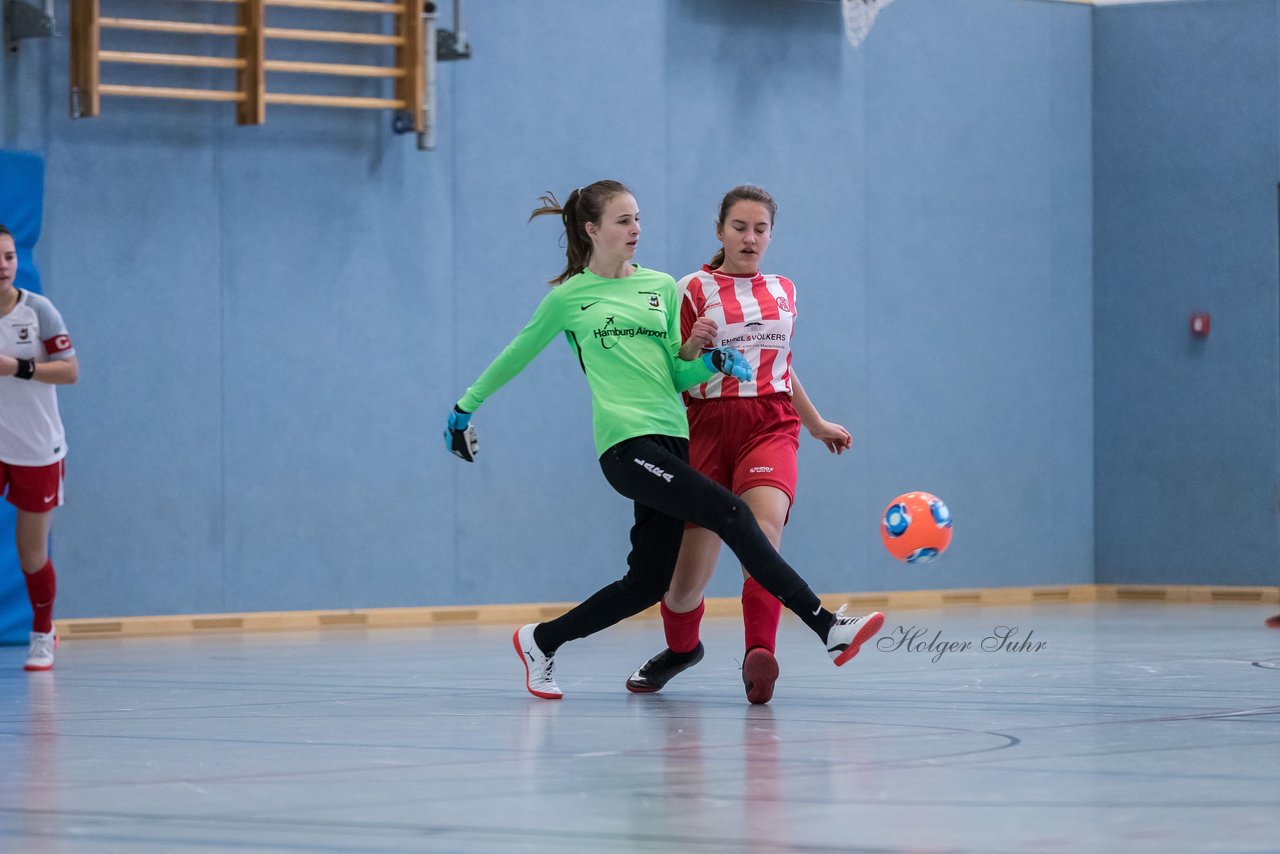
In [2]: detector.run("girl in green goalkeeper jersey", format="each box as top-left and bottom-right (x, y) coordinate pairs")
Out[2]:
(444, 180), (883, 699)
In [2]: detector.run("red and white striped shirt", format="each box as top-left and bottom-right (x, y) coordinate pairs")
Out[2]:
(678, 265), (797, 400)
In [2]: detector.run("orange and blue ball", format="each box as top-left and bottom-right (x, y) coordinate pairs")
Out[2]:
(881, 491), (952, 564)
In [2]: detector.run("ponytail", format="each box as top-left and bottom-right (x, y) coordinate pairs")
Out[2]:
(530, 180), (631, 285)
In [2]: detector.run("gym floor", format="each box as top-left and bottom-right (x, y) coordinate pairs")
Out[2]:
(2, 603), (1278, 853)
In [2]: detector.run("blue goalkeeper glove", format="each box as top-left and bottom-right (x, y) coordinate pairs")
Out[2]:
(444, 405), (478, 462)
(702, 347), (753, 383)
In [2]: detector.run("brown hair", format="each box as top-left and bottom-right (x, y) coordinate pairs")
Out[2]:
(708, 184), (777, 269)
(529, 180), (631, 285)
(0, 223), (11, 239)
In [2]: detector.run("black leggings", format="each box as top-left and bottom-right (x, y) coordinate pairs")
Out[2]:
(536, 434), (825, 654)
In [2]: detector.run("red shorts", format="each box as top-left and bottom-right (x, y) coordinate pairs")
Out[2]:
(0, 459), (65, 513)
(686, 395), (801, 524)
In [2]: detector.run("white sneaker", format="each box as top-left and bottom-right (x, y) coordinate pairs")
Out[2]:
(513, 624), (562, 699)
(24, 630), (56, 672)
(825, 606), (884, 666)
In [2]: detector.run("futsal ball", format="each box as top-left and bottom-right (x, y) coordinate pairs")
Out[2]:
(881, 491), (953, 564)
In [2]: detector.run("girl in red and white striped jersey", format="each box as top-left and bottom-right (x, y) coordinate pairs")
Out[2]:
(0, 224), (78, 672)
(625, 186), (853, 704)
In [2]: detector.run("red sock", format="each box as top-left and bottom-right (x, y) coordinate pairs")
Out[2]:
(25, 559), (56, 634)
(660, 599), (704, 654)
(742, 577), (782, 654)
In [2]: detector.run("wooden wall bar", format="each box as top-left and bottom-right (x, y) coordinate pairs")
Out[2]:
(70, 0), (425, 124)
(52, 585), (1280, 640)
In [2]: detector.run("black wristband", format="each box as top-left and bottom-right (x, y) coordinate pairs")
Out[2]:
(15, 358), (35, 380)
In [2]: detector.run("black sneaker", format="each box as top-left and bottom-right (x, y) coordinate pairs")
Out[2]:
(625, 642), (705, 693)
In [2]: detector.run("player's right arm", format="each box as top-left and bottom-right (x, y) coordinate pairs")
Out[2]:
(681, 316), (717, 362)
(677, 273), (716, 361)
(456, 289), (565, 413)
(445, 289), (565, 462)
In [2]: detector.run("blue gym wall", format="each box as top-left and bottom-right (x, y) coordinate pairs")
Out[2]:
(14, 0), (1246, 622)
(1093, 0), (1280, 585)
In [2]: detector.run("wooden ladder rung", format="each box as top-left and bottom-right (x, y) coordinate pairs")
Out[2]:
(100, 83), (247, 102)
(264, 92), (404, 109)
(264, 59), (403, 78)
(100, 17), (247, 36)
(264, 26), (402, 45)
(267, 0), (404, 12)
(100, 49), (247, 69)
(72, 0), (427, 130)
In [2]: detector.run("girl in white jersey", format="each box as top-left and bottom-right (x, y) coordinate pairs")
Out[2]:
(0, 224), (78, 671)
(624, 186), (853, 704)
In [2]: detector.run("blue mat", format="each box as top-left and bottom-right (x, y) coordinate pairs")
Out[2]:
(0, 150), (46, 644)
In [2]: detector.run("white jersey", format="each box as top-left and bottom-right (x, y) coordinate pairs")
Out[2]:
(678, 265), (797, 400)
(0, 290), (74, 466)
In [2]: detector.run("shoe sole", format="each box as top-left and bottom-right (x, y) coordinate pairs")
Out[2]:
(833, 611), (885, 667)
(511, 627), (563, 700)
(742, 647), (778, 705)
(625, 680), (659, 694)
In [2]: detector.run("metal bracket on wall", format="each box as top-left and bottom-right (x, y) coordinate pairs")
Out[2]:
(435, 0), (468, 60)
(436, 26), (468, 61)
(391, 0), (468, 151)
(4, 0), (55, 54)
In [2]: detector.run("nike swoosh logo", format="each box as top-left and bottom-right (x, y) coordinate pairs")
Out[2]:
(43, 494), (57, 503)
(811, 606), (822, 616)
(580, 301), (600, 310)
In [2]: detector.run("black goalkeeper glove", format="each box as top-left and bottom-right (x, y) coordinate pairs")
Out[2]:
(444, 405), (478, 462)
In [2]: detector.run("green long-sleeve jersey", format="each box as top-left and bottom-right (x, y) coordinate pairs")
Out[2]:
(457, 266), (715, 456)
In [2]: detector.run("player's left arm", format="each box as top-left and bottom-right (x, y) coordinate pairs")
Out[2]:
(0, 304), (79, 385)
(790, 369), (851, 455)
(0, 354), (77, 384)
(38, 353), (77, 384)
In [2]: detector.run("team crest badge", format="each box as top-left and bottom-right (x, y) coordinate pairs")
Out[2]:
(776, 296), (792, 313)
(648, 295), (660, 308)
